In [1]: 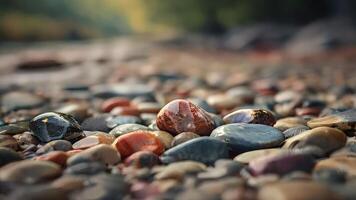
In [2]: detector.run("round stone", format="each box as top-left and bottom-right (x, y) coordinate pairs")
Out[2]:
(112, 130), (164, 158)
(106, 116), (143, 129)
(283, 125), (310, 139)
(0, 160), (61, 184)
(307, 109), (356, 135)
(211, 123), (284, 154)
(156, 99), (215, 136)
(35, 151), (68, 166)
(314, 156), (356, 178)
(13, 132), (39, 150)
(171, 132), (200, 147)
(81, 114), (112, 132)
(101, 97), (131, 112)
(109, 123), (150, 137)
(223, 109), (276, 126)
(161, 137), (229, 165)
(155, 161), (206, 180)
(36, 140), (72, 155)
(29, 112), (84, 143)
(283, 127), (347, 154)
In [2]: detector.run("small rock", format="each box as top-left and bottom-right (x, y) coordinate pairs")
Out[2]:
(109, 123), (150, 137)
(36, 140), (72, 155)
(150, 130), (174, 149)
(0, 147), (22, 167)
(274, 117), (307, 131)
(112, 130), (164, 158)
(35, 151), (68, 166)
(223, 109), (276, 126)
(29, 112), (84, 143)
(72, 133), (114, 149)
(124, 150), (160, 168)
(314, 156), (356, 178)
(233, 148), (287, 164)
(155, 161), (206, 180)
(67, 144), (120, 166)
(156, 99), (215, 136)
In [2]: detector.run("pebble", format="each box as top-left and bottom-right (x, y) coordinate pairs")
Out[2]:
(150, 130), (174, 149)
(0, 147), (22, 167)
(233, 148), (286, 164)
(0, 160), (61, 184)
(13, 132), (39, 150)
(51, 175), (85, 192)
(72, 133), (114, 149)
(155, 161), (206, 180)
(35, 151), (68, 166)
(211, 123), (284, 154)
(80, 114), (112, 132)
(124, 150), (160, 168)
(274, 117), (307, 131)
(314, 156), (356, 178)
(67, 144), (120, 166)
(283, 125), (310, 139)
(223, 108), (276, 126)
(29, 112), (84, 143)
(112, 130), (164, 158)
(0, 122), (29, 135)
(65, 162), (107, 175)
(283, 127), (347, 154)
(106, 115), (142, 129)
(36, 140), (72, 155)
(156, 99), (215, 136)
(307, 109), (356, 135)
(109, 123), (150, 137)
(171, 132), (200, 146)
(55, 103), (89, 123)
(248, 152), (315, 176)
(258, 181), (341, 200)
(8, 185), (68, 200)
(101, 97), (131, 112)
(161, 137), (229, 165)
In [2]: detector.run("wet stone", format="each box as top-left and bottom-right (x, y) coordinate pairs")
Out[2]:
(72, 133), (114, 149)
(223, 108), (276, 126)
(0, 160), (61, 184)
(29, 112), (84, 143)
(188, 98), (217, 114)
(274, 117), (307, 131)
(109, 123), (150, 137)
(171, 132), (200, 147)
(307, 109), (356, 135)
(161, 137), (229, 165)
(81, 114), (112, 132)
(211, 123), (284, 154)
(283, 127), (347, 154)
(156, 99), (215, 136)
(0, 147), (22, 167)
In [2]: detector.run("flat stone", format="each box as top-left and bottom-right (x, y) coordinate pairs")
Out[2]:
(274, 117), (307, 131)
(233, 148), (287, 164)
(307, 109), (356, 135)
(36, 140), (72, 155)
(283, 125), (310, 139)
(283, 127), (347, 154)
(0, 160), (61, 184)
(155, 161), (206, 180)
(72, 133), (114, 149)
(161, 137), (229, 165)
(211, 123), (284, 154)
(106, 115), (142, 129)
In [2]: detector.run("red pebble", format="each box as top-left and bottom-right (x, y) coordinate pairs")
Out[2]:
(110, 106), (141, 116)
(112, 131), (165, 158)
(101, 97), (131, 112)
(156, 99), (215, 136)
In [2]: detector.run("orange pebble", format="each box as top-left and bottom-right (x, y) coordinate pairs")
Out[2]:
(101, 97), (131, 112)
(72, 133), (114, 150)
(112, 131), (165, 158)
(66, 149), (83, 157)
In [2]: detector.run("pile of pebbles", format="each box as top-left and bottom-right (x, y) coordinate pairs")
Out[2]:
(0, 64), (355, 200)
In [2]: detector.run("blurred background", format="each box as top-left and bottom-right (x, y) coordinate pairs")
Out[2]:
(1, 0), (356, 41)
